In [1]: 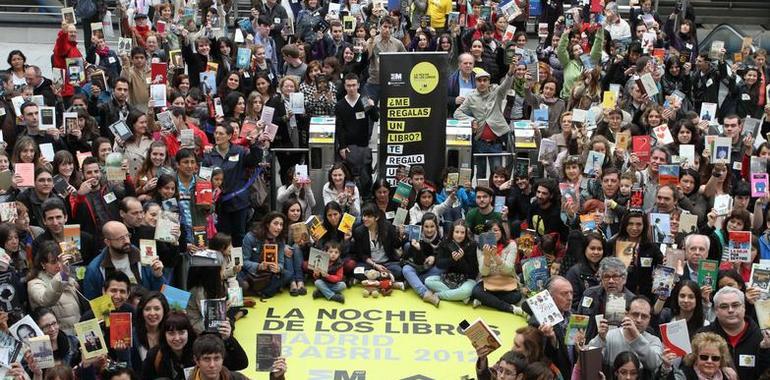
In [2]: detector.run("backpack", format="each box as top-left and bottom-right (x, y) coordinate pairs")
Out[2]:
(75, 0), (97, 20)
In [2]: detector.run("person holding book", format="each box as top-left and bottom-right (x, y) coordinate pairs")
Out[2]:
(134, 141), (171, 203)
(32, 307), (81, 369)
(657, 332), (737, 380)
(241, 212), (292, 298)
(312, 241), (346, 304)
(127, 291), (170, 375)
(402, 213), (443, 307)
(409, 187), (455, 228)
(142, 311), (248, 380)
(315, 201), (356, 275)
(703, 208), (752, 263)
(606, 211), (661, 301)
(276, 165), (316, 220)
(282, 200), (310, 296)
(476, 350), (527, 380)
(465, 186), (504, 236)
(189, 334), (249, 380)
(425, 220), (479, 303)
(471, 220), (524, 315)
(202, 123), (267, 248)
(26, 241), (81, 336)
(351, 203), (404, 280)
(565, 230), (605, 310)
(185, 250), (234, 335)
(322, 163), (361, 217)
(589, 296), (663, 376)
(575, 257), (636, 342)
(653, 280), (709, 340)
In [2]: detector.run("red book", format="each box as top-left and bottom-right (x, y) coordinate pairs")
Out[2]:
(109, 312), (132, 349)
(196, 181), (212, 206)
(151, 62), (168, 85)
(590, 0), (603, 13)
(632, 136), (651, 165)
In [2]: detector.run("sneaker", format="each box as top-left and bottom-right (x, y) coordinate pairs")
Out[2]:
(462, 297), (471, 305)
(422, 291), (440, 307)
(297, 286), (307, 296)
(330, 294), (345, 304)
(512, 305), (529, 318)
(312, 289), (322, 299)
(472, 299), (482, 309)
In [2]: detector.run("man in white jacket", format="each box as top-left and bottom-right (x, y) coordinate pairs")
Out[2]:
(589, 296), (663, 374)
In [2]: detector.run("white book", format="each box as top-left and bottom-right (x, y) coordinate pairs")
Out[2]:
(679, 144), (695, 166)
(40, 143), (55, 162)
(525, 290), (564, 325)
(660, 319), (692, 356)
(308, 247), (330, 276)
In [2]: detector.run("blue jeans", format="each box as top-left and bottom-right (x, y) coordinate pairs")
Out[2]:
(473, 137), (504, 180)
(424, 276), (476, 301)
(314, 279), (347, 299)
(354, 261), (403, 280)
(402, 265), (443, 297)
(285, 245), (305, 282)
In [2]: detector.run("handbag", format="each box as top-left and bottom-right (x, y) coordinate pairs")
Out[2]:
(440, 272), (468, 290)
(244, 270), (273, 295)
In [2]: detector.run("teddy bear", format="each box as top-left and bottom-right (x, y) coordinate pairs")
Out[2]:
(361, 270), (406, 297)
(361, 269), (383, 298)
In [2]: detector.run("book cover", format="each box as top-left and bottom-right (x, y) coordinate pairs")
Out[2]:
(446, 172), (459, 188)
(459, 168), (472, 187)
(565, 314), (589, 345)
(235, 47), (251, 69)
(751, 173), (769, 198)
(679, 212), (698, 234)
(0, 202), (17, 223)
(632, 136), (651, 164)
(614, 240), (636, 268)
(393, 207), (408, 226)
(750, 264), (770, 292)
(533, 109), (549, 129)
(203, 299), (227, 333)
(139, 239), (157, 266)
(109, 312), (132, 349)
(0, 330), (22, 368)
(15, 163), (34, 187)
(28, 335), (55, 369)
(616, 130), (630, 151)
(75, 319), (108, 359)
(108, 120), (133, 141)
(639, 73), (659, 97)
(728, 231), (751, 262)
(231, 247), (243, 267)
(493, 196), (506, 213)
(338, 213), (355, 234)
(405, 224), (422, 242)
(525, 289), (564, 325)
(660, 319), (692, 357)
(658, 165), (680, 186)
(679, 144), (696, 166)
(305, 215), (327, 240)
(665, 246), (685, 272)
(155, 211), (180, 243)
(463, 318), (502, 356)
(192, 225), (207, 248)
(537, 138), (558, 163)
(650, 213), (671, 244)
(712, 137), (732, 164)
(698, 259), (719, 288)
(262, 244), (278, 265)
(295, 164), (310, 183)
(256, 334), (282, 371)
(602, 91), (616, 109)
(605, 294), (626, 326)
(196, 181), (213, 206)
(584, 151), (604, 176)
(65, 58), (85, 85)
(699, 102), (717, 123)
(579, 346), (603, 380)
(9, 315), (44, 343)
(89, 294), (115, 325)
(629, 187), (644, 210)
(757, 299), (770, 330)
(105, 152), (126, 182)
(653, 124), (674, 145)
(478, 231), (497, 249)
(58, 240), (82, 265)
(289, 92), (305, 115)
(521, 256), (549, 293)
(308, 247), (330, 276)
(559, 182), (579, 209)
(0, 170), (12, 191)
(240, 119), (258, 139)
(161, 284), (192, 311)
(514, 158), (529, 179)
(713, 194), (733, 216)
(653, 265), (676, 297)
(151, 62), (167, 84)
(392, 181), (412, 204)
(227, 287), (244, 307)
(290, 222), (310, 245)
(709, 40), (724, 60)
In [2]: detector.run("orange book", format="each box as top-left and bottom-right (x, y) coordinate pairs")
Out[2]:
(109, 312), (132, 349)
(262, 244), (278, 265)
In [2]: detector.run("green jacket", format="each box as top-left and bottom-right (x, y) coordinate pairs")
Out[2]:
(557, 28), (605, 99)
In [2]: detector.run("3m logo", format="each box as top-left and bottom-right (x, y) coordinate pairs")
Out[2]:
(309, 370), (367, 380)
(390, 73), (402, 81)
(335, 370), (366, 380)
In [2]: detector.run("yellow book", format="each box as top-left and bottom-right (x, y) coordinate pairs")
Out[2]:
(88, 294), (115, 327)
(338, 213), (355, 234)
(602, 91), (617, 109)
(616, 131), (631, 151)
(74, 319), (108, 359)
(305, 215), (328, 241)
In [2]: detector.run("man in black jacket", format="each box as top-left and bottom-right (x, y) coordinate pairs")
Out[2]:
(691, 53), (726, 116)
(334, 74), (378, 198)
(96, 77), (133, 138)
(527, 276), (575, 379)
(24, 66), (57, 107)
(527, 178), (569, 241)
(699, 286), (770, 380)
(575, 257), (636, 342)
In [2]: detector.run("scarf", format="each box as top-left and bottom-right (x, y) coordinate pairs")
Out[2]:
(512, 77), (527, 97)
(96, 45), (110, 57)
(694, 367), (723, 380)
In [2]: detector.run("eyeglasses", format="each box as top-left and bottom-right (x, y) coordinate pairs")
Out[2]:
(108, 233), (132, 241)
(717, 302), (743, 311)
(40, 321), (58, 331)
(602, 273), (623, 280)
(699, 355), (721, 362)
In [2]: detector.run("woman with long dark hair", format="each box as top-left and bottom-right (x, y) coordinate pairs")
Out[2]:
(316, 201), (356, 275)
(352, 204), (404, 280)
(130, 291), (170, 373)
(424, 220), (478, 303)
(607, 211), (661, 300)
(32, 307), (80, 368)
(471, 219), (523, 314)
(565, 231), (606, 309)
(241, 212), (292, 297)
(653, 280), (708, 338)
(403, 213), (443, 306)
(282, 199), (308, 296)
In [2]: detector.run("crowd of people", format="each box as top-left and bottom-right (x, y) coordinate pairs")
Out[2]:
(0, 0), (769, 379)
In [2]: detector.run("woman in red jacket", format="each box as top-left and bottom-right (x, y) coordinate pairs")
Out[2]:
(53, 21), (83, 100)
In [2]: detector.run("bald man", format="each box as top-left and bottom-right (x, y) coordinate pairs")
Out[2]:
(82, 221), (166, 299)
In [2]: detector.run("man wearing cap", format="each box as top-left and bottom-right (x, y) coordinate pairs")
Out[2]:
(454, 60), (517, 179)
